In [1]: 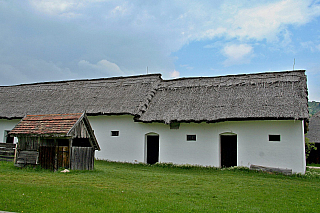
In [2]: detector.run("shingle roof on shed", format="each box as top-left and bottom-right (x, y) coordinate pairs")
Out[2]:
(9, 113), (83, 135)
(9, 113), (100, 150)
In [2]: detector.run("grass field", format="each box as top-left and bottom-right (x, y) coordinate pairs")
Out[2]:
(308, 163), (320, 167)
(0, 160), (320, 212)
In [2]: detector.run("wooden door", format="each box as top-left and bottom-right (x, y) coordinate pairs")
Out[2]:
(39, 146), (55, 170)
(221, 135), (237, 168)
(39, 146), (70, 170)
(57, 146), (69, 169)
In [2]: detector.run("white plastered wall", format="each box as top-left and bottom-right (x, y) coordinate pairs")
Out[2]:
(89, 115), (306, 174)
(0, 116), (306, 174)
(0, 119), (20, 143)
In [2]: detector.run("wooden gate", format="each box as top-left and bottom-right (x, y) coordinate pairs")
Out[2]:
(70, 147), (94, 170)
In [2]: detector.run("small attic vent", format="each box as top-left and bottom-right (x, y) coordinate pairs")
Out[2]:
(187, 135), (196, 141)
(111, 131), (119, 137)
(170, 122), (180, 129)
(269, 135), (280, 142)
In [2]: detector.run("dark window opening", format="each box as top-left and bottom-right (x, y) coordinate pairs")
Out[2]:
(57, 139), (69, 146)
(111, 131), (119, 136)
(4, 130), (14, 143)
(72, 138), (91, 147)
(6, 136), (14, 143)
(187, 135), (196, 141)
(269, 135), (281, 141)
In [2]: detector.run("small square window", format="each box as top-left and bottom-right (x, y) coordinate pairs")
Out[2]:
(269, 135), (280, 141)
(187, 135), (196, 141)
(111, 131), (119, 137)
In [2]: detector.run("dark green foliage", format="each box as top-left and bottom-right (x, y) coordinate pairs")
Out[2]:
(308, 101), (320, 116)
(305, 136), (317, 159)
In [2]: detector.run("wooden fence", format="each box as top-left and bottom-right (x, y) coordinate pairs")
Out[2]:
(0, 143), (16, 162)
(71, 147), (94, 170)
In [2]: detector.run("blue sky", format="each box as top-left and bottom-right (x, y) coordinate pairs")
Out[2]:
(1, 0), (320, 100)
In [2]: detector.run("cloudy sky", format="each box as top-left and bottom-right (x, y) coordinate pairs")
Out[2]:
(1, 0), (320, 100)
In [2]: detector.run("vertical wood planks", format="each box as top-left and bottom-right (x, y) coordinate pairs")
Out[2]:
(70, 147), (94, 170)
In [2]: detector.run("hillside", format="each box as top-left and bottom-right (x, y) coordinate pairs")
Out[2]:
(309, 101), (320, 116)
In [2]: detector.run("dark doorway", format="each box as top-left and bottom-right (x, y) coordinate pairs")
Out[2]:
(39, 145), (70, 170)
(146, 135), (159, 165)
(221, 134), (237, 168)
(5, 130), (14, 143)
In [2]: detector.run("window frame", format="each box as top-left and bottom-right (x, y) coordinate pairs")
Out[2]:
(186, 134), (196, 142)
(111, 131), (120, 137)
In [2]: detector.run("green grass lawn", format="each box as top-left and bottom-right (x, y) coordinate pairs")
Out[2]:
(0, 160), (320, 213)
(308, 163), (320, 167)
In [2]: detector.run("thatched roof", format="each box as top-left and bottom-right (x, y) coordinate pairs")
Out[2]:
(307, 111), (320, 143)
(137, 70), (309, 123)
(0, 74), (161, 119)
(0, 70), (308, 124)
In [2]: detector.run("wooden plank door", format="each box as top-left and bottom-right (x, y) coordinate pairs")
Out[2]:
(39, 146), (55, 170)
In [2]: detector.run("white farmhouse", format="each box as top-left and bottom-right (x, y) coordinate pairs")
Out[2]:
(0, 70), (309, 174)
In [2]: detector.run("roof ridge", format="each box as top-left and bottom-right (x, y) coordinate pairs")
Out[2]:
(162, 70), (305, 83)
(0, 73), (162, 88)
(158, 70), (306, 89)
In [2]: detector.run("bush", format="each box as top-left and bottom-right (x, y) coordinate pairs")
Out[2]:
(305, 136), (317, 159)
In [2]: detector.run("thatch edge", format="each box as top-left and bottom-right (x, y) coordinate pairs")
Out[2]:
(0, 73), (162, 88)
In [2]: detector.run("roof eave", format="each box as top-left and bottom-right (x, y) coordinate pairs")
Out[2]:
(135, 117), (308, 124)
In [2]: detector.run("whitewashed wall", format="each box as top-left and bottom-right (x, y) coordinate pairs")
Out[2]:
(0, 116), (306, 174)
(89, 115), (306, 174)
(0, 119), (20, 143)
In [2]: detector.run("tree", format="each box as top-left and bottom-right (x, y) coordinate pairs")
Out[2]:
(305, 135), (317, 160)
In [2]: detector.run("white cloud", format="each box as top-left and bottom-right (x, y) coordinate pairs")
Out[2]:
(26, 59), (75, 82)
(301, 41), (320, 52)
(29, 0), (85, 16)
(78, 59), (125, 77)
(27, 0), (320, 51)
(193, 0), (320, 43)
(0, 0), (319, 85)
(0, 64), (29, 85)
(222, 44), (254, 66)
(180, 64), (194, 70)
(0, 59), (75, 85)
(169, 70), (180, 78)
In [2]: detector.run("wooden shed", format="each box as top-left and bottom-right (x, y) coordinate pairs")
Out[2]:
(9, 113), (100, 170)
